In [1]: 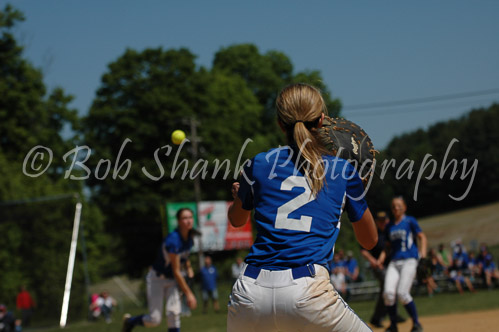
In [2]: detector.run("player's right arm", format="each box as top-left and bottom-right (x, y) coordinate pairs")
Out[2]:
(228, 182), (251, 227)
(352, 208), (377, 250)
(185, 258), (194, 279)
(378, 236), (391, 266)
(169, 252), (197, 309)
(228, 161), (254, 227)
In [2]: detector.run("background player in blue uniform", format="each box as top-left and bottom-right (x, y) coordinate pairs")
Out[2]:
(122, 208), (197, 332)
(381, 197), (427, 332)
(200, 255), (220, 313)
(227, 83), (378, 332)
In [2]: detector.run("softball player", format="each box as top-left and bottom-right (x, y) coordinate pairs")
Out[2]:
(122, 208), (197, 332)
(381, 197), (427, 332)
(227, 83), (377, 332)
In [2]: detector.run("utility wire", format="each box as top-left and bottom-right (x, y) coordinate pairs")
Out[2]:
(346, 97), (496, 117)
(343, 88), (499, 111)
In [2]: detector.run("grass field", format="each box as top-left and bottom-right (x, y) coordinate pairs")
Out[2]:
(30, 284), (499, 332)
(28, 201), (499, 331)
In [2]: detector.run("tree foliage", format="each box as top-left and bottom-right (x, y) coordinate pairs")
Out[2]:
(0, 5), (111, 321)
(367, 103), (499, 218)
(213, 44), (341, 147)
(82, 47), (263, 274)
(0, 5), (78, 171)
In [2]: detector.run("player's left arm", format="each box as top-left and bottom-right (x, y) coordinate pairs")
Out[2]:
(378, 249), (387, 267)
(169, 252), (197, 309)
(185, 258), (194, 279)
(411, 217), (427, 259)
(417, 231), (427, 259)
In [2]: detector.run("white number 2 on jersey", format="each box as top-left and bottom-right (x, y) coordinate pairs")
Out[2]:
(275, 176), (315, 232)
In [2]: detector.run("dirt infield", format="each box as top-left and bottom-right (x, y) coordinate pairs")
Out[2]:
(371, 309), (499, 332)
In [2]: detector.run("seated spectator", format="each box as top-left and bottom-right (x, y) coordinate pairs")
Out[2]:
(449, 244), (475, 294)
(436, 243), (452, 276)
(421, 248), (440, 297)
(0, 304), (20, 332)
(89, 293), (101, 320)
(467, 251), (480, 282)
(478, 247), (499, 289)
(90, 291), (117, 323)
(344, 250), (361, 283)
(329, 253), (347, 298)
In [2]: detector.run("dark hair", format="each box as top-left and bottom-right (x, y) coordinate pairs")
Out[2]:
(176, 207), (194, 220)
(392, 195), (406, 202)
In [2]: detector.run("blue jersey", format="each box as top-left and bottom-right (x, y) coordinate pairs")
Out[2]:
(452, 251), (469, 270)
(151, 229), (193, 278)
(329, 258), (346, 272)
(385, 215), (422, 261)
(200, 265), (218, 291)
(238, 146), (368, 271)
(345, 258), (358, 274)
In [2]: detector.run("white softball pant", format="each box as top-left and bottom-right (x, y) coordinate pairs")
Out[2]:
(142, 269), (181, 329)
(383, 258), (418, 306)
(227, 264), (371, 332)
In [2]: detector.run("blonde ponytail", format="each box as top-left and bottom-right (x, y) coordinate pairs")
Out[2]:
(276, 83), (329, 196)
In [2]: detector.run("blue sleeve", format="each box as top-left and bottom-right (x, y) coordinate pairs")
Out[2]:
(164, 233), (182, 254)
(409, 216), (422, 234)
(237, 157), (255, 210)
(345, 163), (368, 222)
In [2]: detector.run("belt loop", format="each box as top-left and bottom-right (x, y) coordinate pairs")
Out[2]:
(307, 264), (316, 277)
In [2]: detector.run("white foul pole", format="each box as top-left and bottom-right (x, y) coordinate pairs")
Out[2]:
(59, 202), (82, 328)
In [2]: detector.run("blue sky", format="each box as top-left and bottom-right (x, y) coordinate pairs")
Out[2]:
(12, 0), (499, 148)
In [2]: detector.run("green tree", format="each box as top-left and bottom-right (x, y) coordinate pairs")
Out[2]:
(370, 103), (499, 218)
(0, 5), (111, 321)
(82, 47), (263, 275)
(213, 44), (342, 147)
(0, 5), (78, 171)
